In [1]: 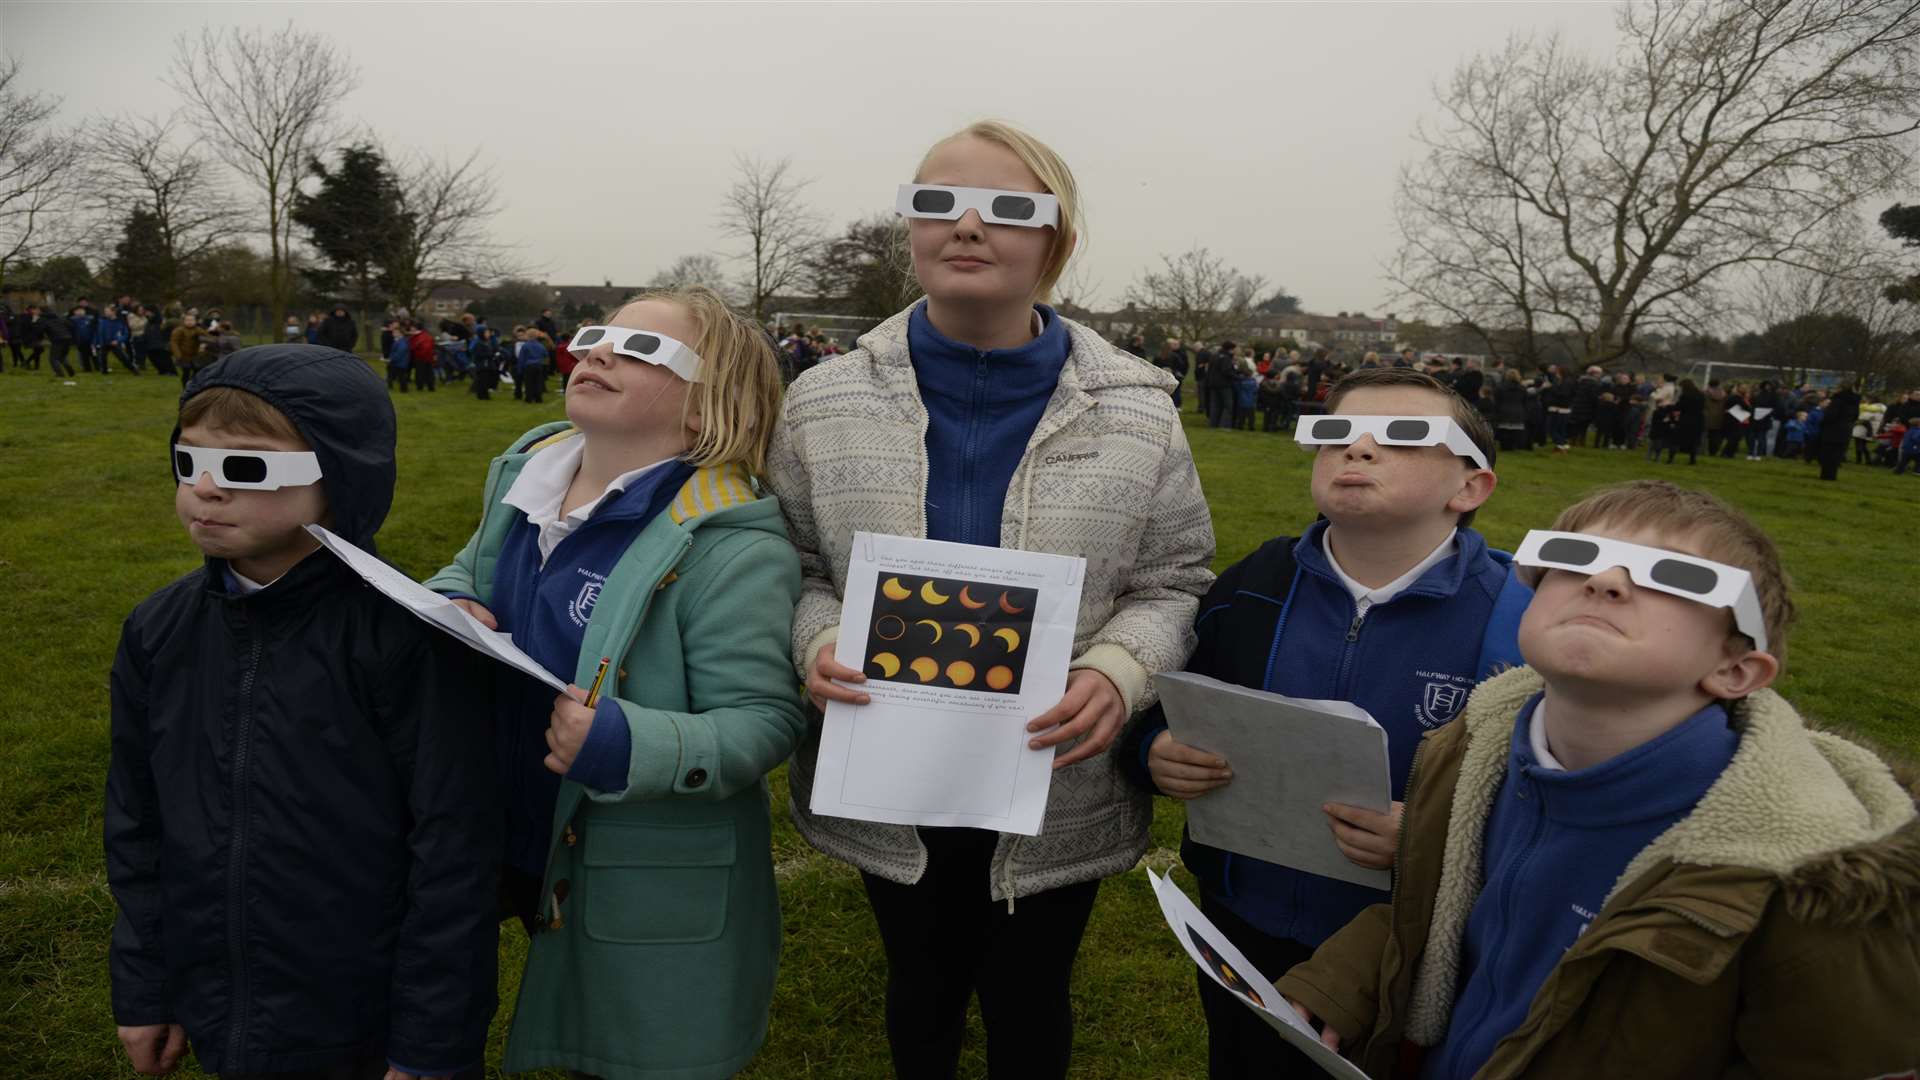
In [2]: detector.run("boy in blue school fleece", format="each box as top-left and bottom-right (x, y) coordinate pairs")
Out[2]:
(1119, 366), (1528, 1080)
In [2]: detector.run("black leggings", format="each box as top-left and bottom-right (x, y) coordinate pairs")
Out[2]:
(860, 827), (1101, 1080)
(48, 340), (75, 378)
(100, 343), (137, 372)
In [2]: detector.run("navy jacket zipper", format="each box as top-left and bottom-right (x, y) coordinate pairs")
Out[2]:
(224, 609), (264, 1069)
(960, 352), (988, 543)
(1335, 605), (1366, 694)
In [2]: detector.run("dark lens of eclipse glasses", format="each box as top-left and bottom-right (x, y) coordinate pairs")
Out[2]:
(573, 327), (605, 348)
(1311, 418), (1352, 440)
(911, 189), (957, 214)
(990, 195), (1037, 220)
(1536, 537), (1602, 567)
(222, 455), (268, 484)
(1384, 419), (1432, 441)
(175, 450), (193, 479)
(620, 332), (661, 356)
(1649, 558), (1720, 595)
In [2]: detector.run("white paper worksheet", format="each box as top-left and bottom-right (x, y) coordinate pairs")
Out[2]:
(1149, 868), (1370, 1080)
(809, 532), (1086, 835)
(306, 524), (570, 693)
(1156, 671), (1392, 890)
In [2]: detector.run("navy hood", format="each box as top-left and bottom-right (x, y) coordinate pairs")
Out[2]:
(175, 344), (397, 550)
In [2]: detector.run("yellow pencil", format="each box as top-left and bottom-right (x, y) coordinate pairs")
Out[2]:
(582, 656), (613, 708)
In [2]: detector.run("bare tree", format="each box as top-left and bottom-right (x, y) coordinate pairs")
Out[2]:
(1054, 259), (1105, 312)
(649, 253), (735, 299)
(1737, 222), (1920, 383)
(1392, 0), (1920, 369)
(1123, 246), (1268, 345)
(718, 155), (822, 321)
(380, 148), (514, 318)
(803, 214), (922, 318)
(0, 59), (92, 287)
(167, 23), (356, 328)
(87, 113), (245, 300)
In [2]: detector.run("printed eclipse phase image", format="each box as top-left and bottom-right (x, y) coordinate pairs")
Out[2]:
(865, 575), (1037, 695)
(1188, 925), (1265, 1009)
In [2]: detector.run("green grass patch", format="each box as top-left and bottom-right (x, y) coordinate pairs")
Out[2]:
(1, 366), (1911, 1077)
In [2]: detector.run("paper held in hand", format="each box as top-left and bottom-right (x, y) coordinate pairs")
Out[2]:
(1148, 868), (1370, 1080)
(305, 524), (569, 694)
(808, 532), (1086, 836)
(1154, 671), (1392, 890)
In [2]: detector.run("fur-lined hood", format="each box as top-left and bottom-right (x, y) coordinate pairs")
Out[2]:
(1461, 667), (1919, 927)
(1464, 668), (1919, 927)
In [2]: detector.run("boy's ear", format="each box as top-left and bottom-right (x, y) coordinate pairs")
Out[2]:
(1444, 467), (1497, 519)
(1700, 642), (1778, 700)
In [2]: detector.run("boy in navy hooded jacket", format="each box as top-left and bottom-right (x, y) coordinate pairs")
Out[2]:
(1120, 366), (1528, 1079)
(105, 345), (499, 1079)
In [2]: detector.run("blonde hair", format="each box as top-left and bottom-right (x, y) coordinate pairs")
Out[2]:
(1545, 479), (1796, 666)
(914, 119), (1081, 303)
(613, 285), (784, 480)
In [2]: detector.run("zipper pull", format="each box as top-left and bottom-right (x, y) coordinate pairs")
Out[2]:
(1346, 612), (1365, 642)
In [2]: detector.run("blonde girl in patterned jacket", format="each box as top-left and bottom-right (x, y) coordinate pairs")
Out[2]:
(766, 120), (1215, 1078)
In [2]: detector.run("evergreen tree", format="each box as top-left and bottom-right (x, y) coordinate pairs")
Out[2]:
(105, 206), (177, 301)
(1881, 203), (1920, 306)
(292, 144), (400, 351)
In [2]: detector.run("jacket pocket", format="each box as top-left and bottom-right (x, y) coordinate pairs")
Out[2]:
(580, 820), (734, 945)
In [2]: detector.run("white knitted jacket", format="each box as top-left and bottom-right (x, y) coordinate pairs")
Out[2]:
(766, 305), (1217, 900)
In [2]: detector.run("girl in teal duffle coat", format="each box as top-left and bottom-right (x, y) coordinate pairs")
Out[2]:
(429, 286), (803, 1079)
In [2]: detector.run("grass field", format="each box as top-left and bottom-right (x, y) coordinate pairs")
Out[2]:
(1, 363), (1913, 1078)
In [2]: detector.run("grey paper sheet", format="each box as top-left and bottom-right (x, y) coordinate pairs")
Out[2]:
(1156, 671), (1392, 891)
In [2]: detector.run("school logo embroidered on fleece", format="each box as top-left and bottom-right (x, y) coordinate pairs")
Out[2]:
(567, 570), (605, 628)
(1414, 672), (1472, 728)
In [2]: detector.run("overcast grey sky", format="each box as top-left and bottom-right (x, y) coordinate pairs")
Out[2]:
(2, 1), (1624, 315)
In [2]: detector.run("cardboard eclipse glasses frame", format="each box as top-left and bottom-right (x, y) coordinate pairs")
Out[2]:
(895, 184), (1060, 229)
(566, 326), (704, 384)
(1515, 530), (1768, 651)
(1295, 414), (1491, 471)
(174, 444), (323, 491)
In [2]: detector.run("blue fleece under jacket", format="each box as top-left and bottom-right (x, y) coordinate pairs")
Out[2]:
(908, 301), (1068, 548)
(484, 458), (694, 877)
(1422, 694), (1738, 1080)
(1210, 521), (1523, 948)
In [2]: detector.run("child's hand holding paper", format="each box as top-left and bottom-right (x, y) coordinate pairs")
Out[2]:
(1147, 729), (1234, 798)
(1322, 800), (1405, 870)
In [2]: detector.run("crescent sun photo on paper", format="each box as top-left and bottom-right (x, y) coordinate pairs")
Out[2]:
(864, 575), (1038, 695)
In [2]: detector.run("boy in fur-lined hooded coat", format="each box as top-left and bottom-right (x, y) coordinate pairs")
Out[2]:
(1277, 480), (1920, 1079)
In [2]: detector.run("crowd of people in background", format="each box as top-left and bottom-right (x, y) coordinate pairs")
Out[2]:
(0, 295), (248, 386)
(9, 292), (1912, 487)
(772, 323), (848, 380)
(1133, 333), (1910, 484)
